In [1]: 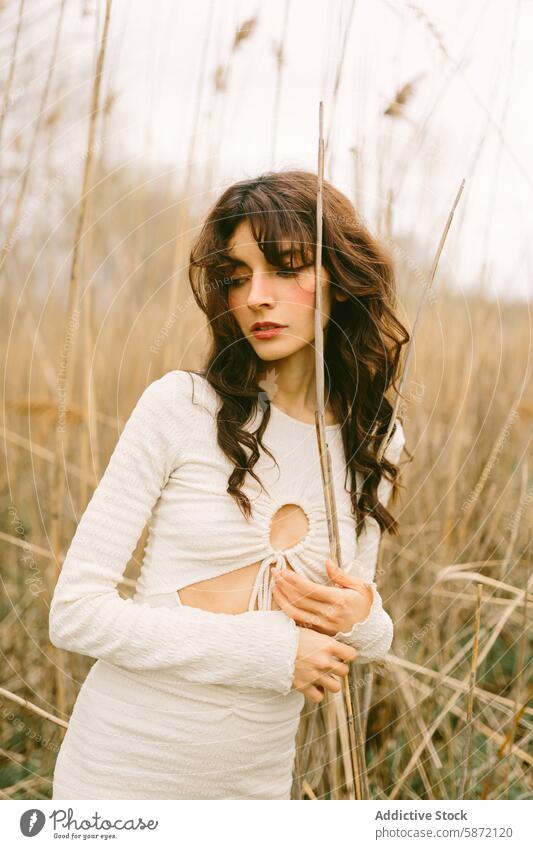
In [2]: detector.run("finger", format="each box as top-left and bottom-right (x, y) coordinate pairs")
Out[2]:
(328, 660), (351, 678)
(271, 583), (322, 628)
(273, 574), (331, 616)
(329, 639), (358, 662)
(317, 673), (342, 694)
(305, 684), (325, 703)
(277, 569), (341, 603)
(329, 569), (371, 598)
(326, 559), (373, 594)
(330, 569), (362, 589)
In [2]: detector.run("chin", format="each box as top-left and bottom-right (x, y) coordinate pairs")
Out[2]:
(253, 348), (289, 362)
(244, 330), (310, 360)
(255, 345), (308, 363)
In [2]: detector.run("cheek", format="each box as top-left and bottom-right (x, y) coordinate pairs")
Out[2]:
(290, 285), (315, 310)
(287, 286), (319, 328)
(292, 282), (332, 336)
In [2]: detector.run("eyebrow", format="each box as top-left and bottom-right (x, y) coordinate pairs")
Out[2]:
(221, 248), (301, 268)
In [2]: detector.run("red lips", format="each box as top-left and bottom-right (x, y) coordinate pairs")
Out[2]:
(251, 322), (287, 331)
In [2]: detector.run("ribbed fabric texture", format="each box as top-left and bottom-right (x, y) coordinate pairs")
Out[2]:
(49, 369), (405, 693)
(49, 369), (406, 800)
(49, 373), (299, 695)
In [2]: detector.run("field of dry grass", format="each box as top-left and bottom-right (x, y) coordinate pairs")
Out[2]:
(0, 0), (531, 801)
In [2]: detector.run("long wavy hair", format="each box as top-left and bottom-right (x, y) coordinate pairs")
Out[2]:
(188, 169), (410, 538)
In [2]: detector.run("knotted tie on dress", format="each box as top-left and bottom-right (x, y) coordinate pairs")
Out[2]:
(247, 551), (287, 612)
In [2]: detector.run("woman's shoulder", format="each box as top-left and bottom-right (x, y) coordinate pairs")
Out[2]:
(142, 369), (218, 419)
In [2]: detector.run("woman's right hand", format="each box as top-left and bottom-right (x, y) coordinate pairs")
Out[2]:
(292, 627), (357, 702)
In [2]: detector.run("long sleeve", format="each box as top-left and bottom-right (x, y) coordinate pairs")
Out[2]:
(48, 372), (299, 695)
(333, 420), (406, 663)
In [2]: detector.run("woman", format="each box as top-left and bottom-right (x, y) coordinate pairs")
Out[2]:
(49, 169), (409, 800)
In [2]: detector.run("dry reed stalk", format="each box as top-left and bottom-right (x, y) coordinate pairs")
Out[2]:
(80, 177), (101, 500)
(311, 100), (367, 799)
(0, 746), (24, 764)
(293, 703), (321, 798)
(1, 776), (46, 799)
(457, 393), (529, 548)
(206, 14), (257, 190)
(349, 144), (364, 216)
(501, 533), (531, 797)
(0, 0), (25, 177)
(499, 693), (532, 787)
(458, 582), (482, 798)
(51, 0), (113, 569)
(478, 1), (521, 284)
(373, 119), (466, 802)
(433, 589), (532, 610)
(301, 779), (318, 799)
(49, 0), (113, 719)
(393, 2), (483, 202)
(270, 0), (291, 166)
(0, 531), (56, 562)
(16, 295), (61, 393)
(333, 690), (357, 790)
(164, 2), (217, 373)
(310, 121), (465, 801)
(4, 396), (121, 429)
(377, 177), (465, 463)
(389, 667), (438, 797)
(441, 349), (473, 563)
(405, 677), (533, 771)
(0, 0), (66, 277)
(439, 620), (491, 679)
(324, 0), (356, 176)
(392, 667), (442, 770)
(1, 596), (38, 636)
(6, 397), (85, 425)
(384, 178), (465, 744)
(324, 692), (340, 798)
(383, 74), (425, 121)
(440, 476), (528, 798)
(438, 559), (514, 571)
(500, 461), (530, 578)
(359, 666), (373, 741)
(0, 686), (68, 729)
(436, 568), (533, 602)
(389, 569), (533, 798)
(1, 423), (103, 487)
(391, 655), (533, 719)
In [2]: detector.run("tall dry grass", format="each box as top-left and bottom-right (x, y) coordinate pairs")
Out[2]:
(0, 1), (531, 800)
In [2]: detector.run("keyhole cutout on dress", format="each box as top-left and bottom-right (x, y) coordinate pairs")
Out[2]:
(269, 503), (309, 554)
(263, 503), (310, 611)
(175, 503), (310, 615)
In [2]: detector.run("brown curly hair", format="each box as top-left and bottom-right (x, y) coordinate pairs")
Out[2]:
(188, 169), (410, 538)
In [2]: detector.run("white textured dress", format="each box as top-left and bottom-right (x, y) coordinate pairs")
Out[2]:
(49, 369), (405, 800)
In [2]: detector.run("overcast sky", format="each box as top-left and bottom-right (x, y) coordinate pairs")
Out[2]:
(5, 0), (532, 301)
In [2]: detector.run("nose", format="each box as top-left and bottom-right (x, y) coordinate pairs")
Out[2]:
(246, 271), (276, 308)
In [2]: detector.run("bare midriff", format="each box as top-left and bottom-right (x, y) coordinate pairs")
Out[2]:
(176, 503), (310, 614)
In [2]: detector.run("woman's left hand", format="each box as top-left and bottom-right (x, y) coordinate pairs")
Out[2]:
(272, 559), (374, 636)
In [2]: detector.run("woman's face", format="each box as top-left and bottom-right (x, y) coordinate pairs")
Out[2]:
(225, 219), (342, 364)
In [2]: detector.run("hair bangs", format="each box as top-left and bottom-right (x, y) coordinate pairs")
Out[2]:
(240, 191), (315, 269)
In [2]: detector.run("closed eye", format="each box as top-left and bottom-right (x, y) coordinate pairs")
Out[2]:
(276, 269), (299, 277)
(228, 267), (304, 286)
